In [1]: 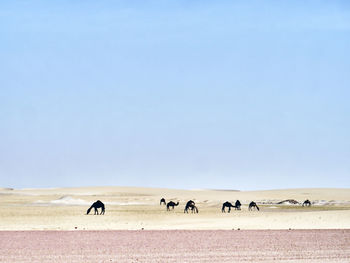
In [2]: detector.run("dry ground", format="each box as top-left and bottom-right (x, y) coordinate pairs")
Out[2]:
(1, 187), (350, 230)
(0, 230), (349, 262)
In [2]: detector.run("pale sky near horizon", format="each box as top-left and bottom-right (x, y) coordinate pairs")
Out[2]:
(1, 0), (350, 190)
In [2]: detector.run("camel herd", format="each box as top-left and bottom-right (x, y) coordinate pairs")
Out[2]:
(86, 198), (312, 215)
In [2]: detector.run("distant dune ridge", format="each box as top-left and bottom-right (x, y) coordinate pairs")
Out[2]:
(0, 186), (350, 230)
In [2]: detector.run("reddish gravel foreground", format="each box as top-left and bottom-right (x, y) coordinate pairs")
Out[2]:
(0, 230), (349, 262)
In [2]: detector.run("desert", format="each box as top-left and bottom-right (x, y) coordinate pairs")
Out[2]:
(1, 186), (350, 230)
(1, 187), (350, 262)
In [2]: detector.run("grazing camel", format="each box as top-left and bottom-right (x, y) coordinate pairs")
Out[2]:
(235, 200), (242, 210)
(248, 201), (260, 211)
(166, 201), (179, 211)
(302, 199), (311, 207)
(190, 205), (199, 213)
(222, 201), (236, 213)
(160, 198), (166, 205)
(184, 200), (198, 213)
(87, 200), (105, 215)
(184, 200), (195, 213)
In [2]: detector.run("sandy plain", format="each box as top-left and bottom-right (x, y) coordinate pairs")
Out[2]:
(1, 230), (350, 262)
(1, 186), (350, 230)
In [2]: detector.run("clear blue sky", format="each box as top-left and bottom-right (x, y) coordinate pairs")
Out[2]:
(1, 0), (349, 190)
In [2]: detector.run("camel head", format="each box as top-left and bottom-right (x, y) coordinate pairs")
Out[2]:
(87, 207), (92, 215)
(175, 202), (179, 206)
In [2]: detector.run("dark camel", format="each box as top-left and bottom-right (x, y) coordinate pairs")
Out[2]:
(248, 201), (259, 211)
(235, 200), (242, 210)
(160, 198), (166, 205)
(87, 200), (105, 215)
(302, 199), (311, 207)
(184, 200), (198, 213)
(221, 201), (236, 213)
(166, 201), (179, 211)
(190, 204), (198, 213)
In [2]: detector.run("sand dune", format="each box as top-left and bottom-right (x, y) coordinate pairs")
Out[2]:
(0, 186), (349, 230)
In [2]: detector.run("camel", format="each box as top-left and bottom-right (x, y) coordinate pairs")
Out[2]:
(166, 201), (179, 211)
(87, 200), (105, 215)
(248, 201), (259, 211)
(190, 205), (199, 213)
(221, 201), (236, 213)
(235, 200), (242, 210)
(222, 200), (241, 212)
(302, 199), (311, 207)
(184, 200), (195, 213)
(160, 198), (166, 205)
(184, 200), (198, 213)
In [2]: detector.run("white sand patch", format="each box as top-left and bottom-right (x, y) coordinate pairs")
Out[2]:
(51, 196), (89, 205)
(277, 199), (300, 205)
(256, 201), (274, 205)
(34, 196), (90, 206)
(312, 200), (350, 206)
(106, 201), (149, 206)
